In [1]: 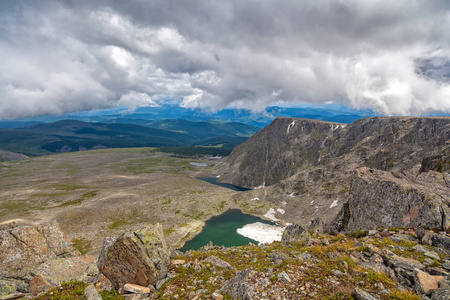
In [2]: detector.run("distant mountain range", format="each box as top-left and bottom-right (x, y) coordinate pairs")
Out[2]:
(0, 104), (375, 128)
(0, 119), (259, 157)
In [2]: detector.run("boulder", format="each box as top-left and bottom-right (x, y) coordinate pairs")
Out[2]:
(29, 275), (52, 296)
(353, 287), (381, 300)
(0, 220), (79, 280)
(432, 234), (450, 251)
(309, 218), (324, 234)
(220, 269), (255, 300)
(0, 280), (17, 298)
(32, 255), (95, 286)
(203, 255), (232, 269)
(97, 223), (170, 289)
(414, 269), (444, 294)
(84, 283), (102, 300)
(123, 283), (151, 294)
(281, 224), (306, 245)
(431, 288), (450, 300)
(94, 274), (114, 292)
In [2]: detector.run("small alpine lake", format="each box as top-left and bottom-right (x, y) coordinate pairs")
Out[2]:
(180, 209), (277, 252)
(198, 176), (251, 191)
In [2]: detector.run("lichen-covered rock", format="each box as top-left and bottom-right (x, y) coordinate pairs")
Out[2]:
(97, 223), (170, 289)
(32, 255), (95, 286)
(84, 283), (102, 300)
(0, 220), (79, 281)
(431, 288), (450, 300)
(0, 280), (17, 298)
(280, 224), (306, 245)
(203, 255), (232, 269)
(353, 287), (381, 300)
(220, 269), (255, 300)
(309, 218), (324, 234)
(432, 233), (450, 252)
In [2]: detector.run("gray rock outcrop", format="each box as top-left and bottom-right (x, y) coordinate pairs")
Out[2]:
(281, 224), (306, 245)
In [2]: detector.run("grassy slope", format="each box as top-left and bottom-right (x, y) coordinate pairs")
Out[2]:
(0, 148), (248, 253)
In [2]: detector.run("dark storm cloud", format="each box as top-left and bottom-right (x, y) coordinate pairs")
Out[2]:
(0, 0), (449, 119)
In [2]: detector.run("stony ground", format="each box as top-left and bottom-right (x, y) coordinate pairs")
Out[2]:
(0, 148), (268, 254)
(29, 228), (450, 300)
(156, 229), (449, 300)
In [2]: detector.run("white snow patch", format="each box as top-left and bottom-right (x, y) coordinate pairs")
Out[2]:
(287, 120), (296, 133)
(237, 222), (285, 244)
(264, 208), (279, 221)
(289, 193), (296, 198)
(282, 201), (287, 205)
(216, 175), (220, 178)
(254, 184), (265, 189)
(250, 197), (260, 201)
(277, 208), (285, 214)
(310, 200), (314, 206)
(330, 200), (339, 208)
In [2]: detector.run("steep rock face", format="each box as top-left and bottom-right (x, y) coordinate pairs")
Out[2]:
(221, 117), (450, 188)
(220, 117), (450, 232)
(329, 167), (450, 232)
(221, 118), (342, 188)
(97, 223), (170, 289)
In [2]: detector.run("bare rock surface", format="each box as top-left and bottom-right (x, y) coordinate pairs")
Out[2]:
(32, 255), (95, 286)
(220, 117), (450, 232)
(280, 224), (306, 245)
(0, 220), (79, 280)
(414, 269), (444, 294)
(29, 275), (52, 296)
(97, 223), (170, 289)
(84, 283), (102, 300)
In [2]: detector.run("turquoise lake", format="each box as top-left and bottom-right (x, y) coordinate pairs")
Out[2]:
(180, 209), (276, 252)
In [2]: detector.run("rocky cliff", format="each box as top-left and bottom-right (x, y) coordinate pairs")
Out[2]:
(220, 117), (450, 232)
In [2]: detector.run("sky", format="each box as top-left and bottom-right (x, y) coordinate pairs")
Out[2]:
(1, 0), (450, 120)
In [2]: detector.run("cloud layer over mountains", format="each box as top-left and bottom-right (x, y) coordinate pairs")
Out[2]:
(1, 0), (450, 119)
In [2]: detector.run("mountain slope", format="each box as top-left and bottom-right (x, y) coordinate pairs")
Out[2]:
(144, 119), (260, 140)
(220, 117), (450, 232)
(0, 120), (196, 156)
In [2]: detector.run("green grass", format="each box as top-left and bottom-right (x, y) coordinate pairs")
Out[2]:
(71, 237), (92, 255)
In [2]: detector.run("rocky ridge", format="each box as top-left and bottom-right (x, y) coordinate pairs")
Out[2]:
(219, 117), (450, 233)
(2, 221), (450, 299)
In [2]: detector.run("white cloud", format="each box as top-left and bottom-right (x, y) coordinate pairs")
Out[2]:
(0, 0), (449, 119)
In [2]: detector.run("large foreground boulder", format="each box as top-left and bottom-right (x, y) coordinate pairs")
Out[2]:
(97, 223), (170, 289)
(0, 220), (80, 280)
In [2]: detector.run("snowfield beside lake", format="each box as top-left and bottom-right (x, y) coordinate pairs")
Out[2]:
(237, 222), (285, 244)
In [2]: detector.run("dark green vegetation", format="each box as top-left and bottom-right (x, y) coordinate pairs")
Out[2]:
(180, 209), (275, 251)
(0, 119), (259, 157)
